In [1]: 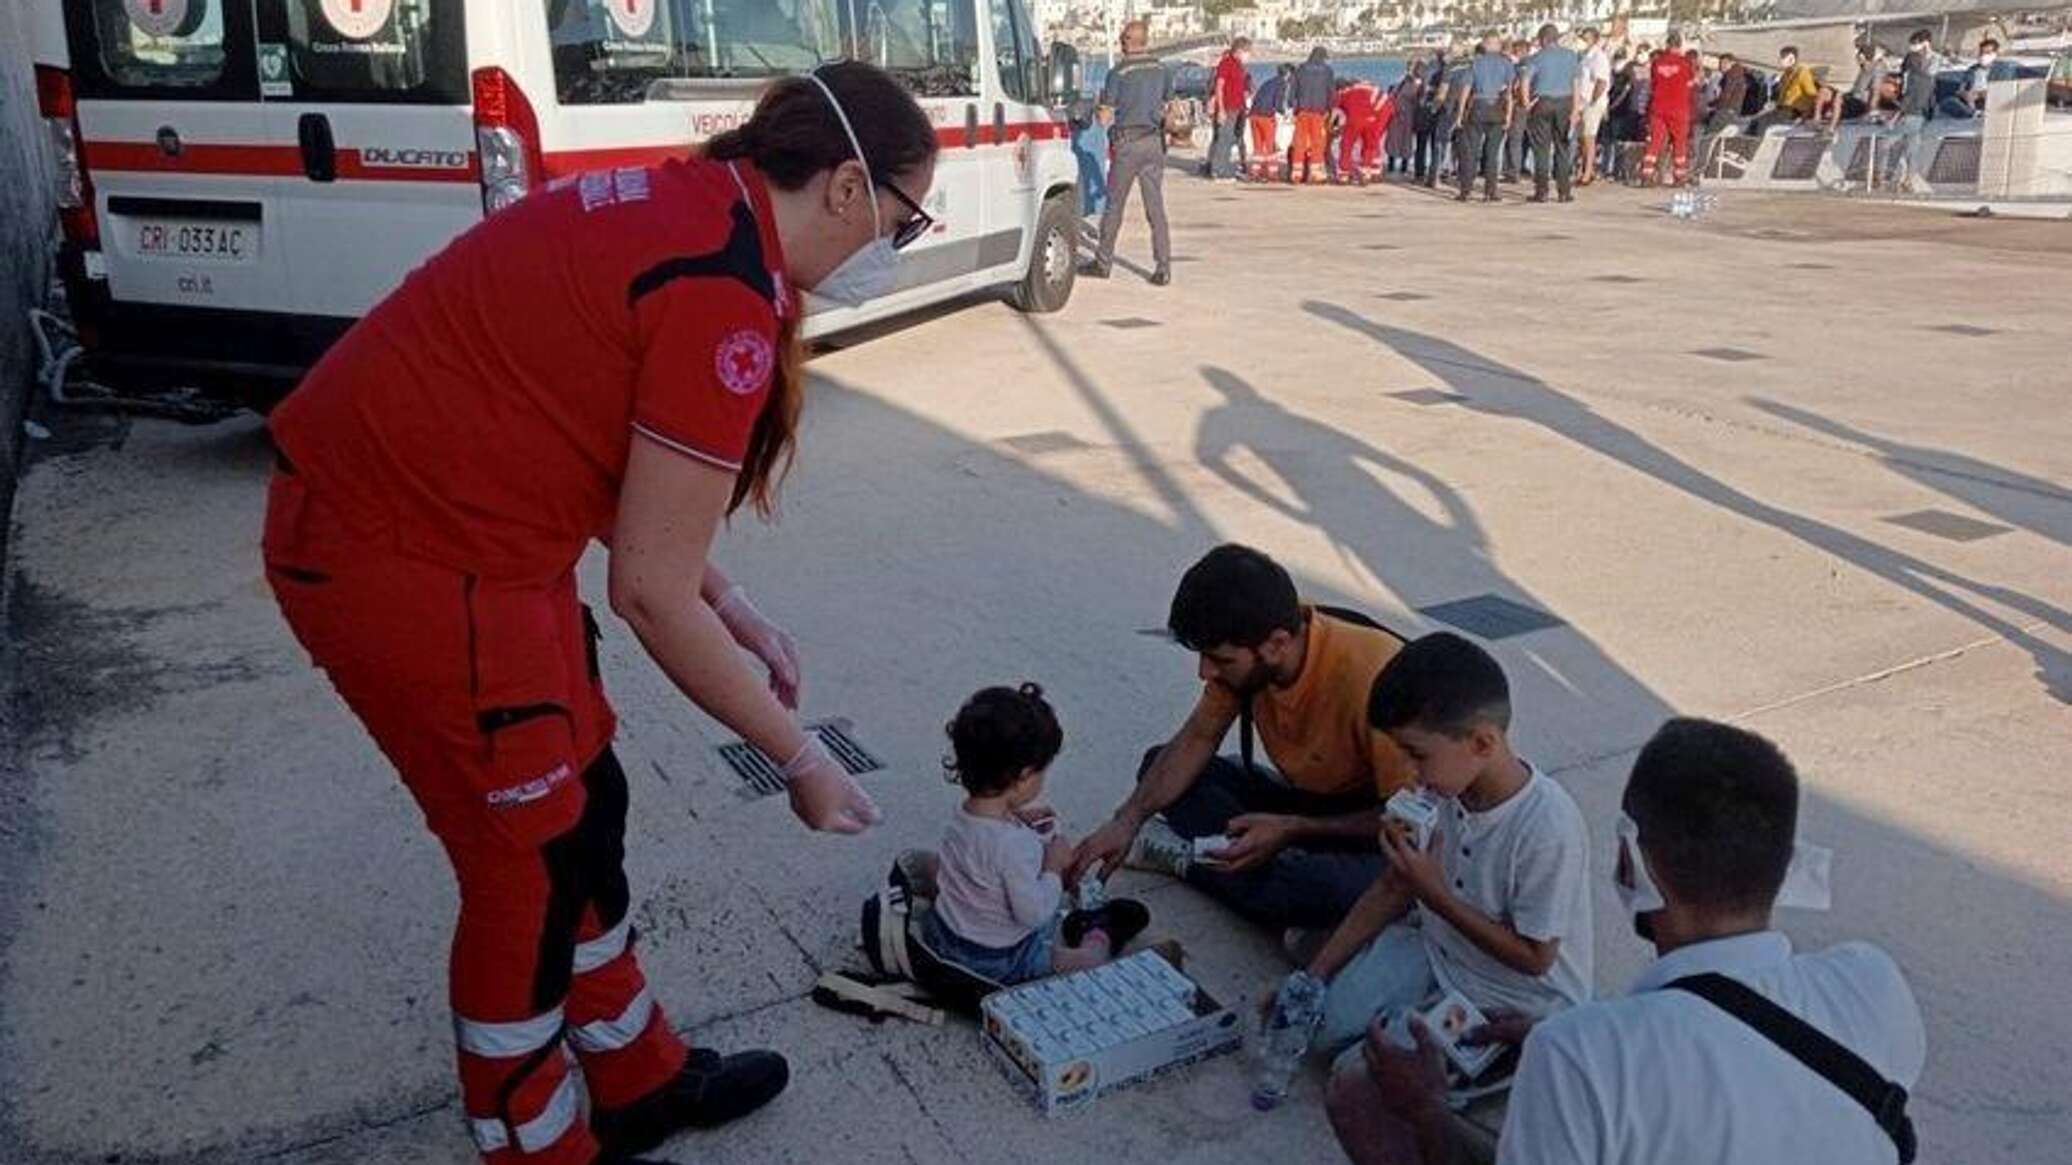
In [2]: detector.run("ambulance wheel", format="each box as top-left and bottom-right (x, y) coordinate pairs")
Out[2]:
(1011, 194), (1076, 314)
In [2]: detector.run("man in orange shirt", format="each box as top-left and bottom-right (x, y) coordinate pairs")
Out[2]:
(1073, 545), (1415, 930)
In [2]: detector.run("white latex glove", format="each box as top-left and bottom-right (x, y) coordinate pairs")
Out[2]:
(713, 586), (801, 710)
(783, 739), (881, 835)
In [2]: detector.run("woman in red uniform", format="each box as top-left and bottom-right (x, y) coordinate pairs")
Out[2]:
(262, 63), (937, 1165)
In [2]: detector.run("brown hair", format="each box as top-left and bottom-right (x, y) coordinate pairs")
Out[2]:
(704, 62), (937, 517)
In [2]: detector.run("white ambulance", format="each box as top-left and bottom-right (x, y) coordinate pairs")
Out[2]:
(35, 0), (1084, 404)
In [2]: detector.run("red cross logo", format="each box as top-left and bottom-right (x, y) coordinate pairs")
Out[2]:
(714, 330), (773, 396)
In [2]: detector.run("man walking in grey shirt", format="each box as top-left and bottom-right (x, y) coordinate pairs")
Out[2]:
(1088, 20), (1173, 286)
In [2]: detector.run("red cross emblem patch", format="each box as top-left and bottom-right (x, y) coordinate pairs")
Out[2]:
(715, 329), (774, 396)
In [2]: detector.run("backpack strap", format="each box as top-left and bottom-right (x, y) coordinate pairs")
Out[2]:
(811, 972), (944, 1027)
(1667, 973), (1916, 1164)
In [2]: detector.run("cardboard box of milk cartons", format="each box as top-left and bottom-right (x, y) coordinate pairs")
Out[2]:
(980, 951), (1243, 1115)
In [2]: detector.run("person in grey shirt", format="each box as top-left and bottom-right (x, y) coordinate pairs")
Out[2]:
(1890, 28), (1939, 191)
(1520, 24), (1581, 202)
(1088, 20), (1174, 286)
(1454, 32), (1516, 202)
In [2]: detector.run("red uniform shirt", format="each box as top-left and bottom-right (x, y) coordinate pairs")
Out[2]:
(1336, 81), (1380, 125)
(271, 156), (793, 581)
(1214, 52), (1249, 112)
(1650, 52), (1695, 117)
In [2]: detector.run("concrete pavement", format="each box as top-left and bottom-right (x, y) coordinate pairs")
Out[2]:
(3, 175), (2068, 1164)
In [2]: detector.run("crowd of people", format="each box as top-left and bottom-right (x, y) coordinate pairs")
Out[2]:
(1189, 26), (2012, 198)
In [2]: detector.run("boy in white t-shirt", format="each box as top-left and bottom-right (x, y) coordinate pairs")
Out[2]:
(1295, 632), (1593, 1060)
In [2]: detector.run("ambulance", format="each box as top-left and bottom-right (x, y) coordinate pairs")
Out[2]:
(34, 0), (1084, 403)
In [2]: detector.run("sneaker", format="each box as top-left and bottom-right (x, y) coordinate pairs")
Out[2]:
(1123, 815), (1192, 879)
(1063, 898), (1151, 950)
(593, 1048), (790, 1159)
(1148, 266), (1172, 287)
(1080, 261), (1111, 280)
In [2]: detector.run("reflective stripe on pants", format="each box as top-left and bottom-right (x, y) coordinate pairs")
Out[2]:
(468, 1057), (583, 1155)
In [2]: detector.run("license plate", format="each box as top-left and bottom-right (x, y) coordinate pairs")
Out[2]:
(135, 220), (255, 264)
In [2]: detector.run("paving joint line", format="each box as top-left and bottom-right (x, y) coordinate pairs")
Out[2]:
(1726, 631), (2022, 723)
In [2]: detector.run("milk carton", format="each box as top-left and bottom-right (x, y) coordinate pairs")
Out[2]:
(1384, 789), (1440, 851)
(980, 951), (1243, 1115)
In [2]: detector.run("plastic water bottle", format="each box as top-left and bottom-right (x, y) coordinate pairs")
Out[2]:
(1670, 190), (1695, 219)
(1076, 871), (1107, 912)
(1252, 970), (1326, 1111)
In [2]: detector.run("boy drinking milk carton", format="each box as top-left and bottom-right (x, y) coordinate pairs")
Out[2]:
(1287, 633), (1593, 1071)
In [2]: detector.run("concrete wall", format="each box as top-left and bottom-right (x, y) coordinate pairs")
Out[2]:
(0, 0), (59, 544)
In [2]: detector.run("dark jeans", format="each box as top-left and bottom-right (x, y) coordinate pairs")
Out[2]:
(1138, 749), (1382, 930)
(1458, 102), (1508, 197)
(1528, 97), (1576, 197)
(1503, 115), (1529, 179)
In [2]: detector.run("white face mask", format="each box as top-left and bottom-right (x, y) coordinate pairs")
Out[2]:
(803, 72), (899, 308)
(1979, 53), (1998, 67)
(1615, 810), (1837, 932)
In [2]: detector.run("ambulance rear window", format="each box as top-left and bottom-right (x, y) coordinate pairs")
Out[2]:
(272, 0), (468, 104)
(89, 0), (231, 90)
(546, 0), (843, 105)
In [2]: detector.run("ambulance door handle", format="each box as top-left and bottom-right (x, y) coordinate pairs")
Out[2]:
(964, 104), (979, 149)
(297, 113), (337, 183)
(994, 102), (1006, 144)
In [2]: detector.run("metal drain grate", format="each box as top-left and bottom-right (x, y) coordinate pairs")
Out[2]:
(1789, 262), (1834, 271)
(717, 720), (885, 798)
(1882, 509), (2012, 543)
(1377, 291), (1430, 302)
(1101, 317), (1162, 329)
(1592, 275), (1644, 284)
(1691, 347), (1766, 362)
(1388, 388), (1468, 406)
(1417, 594), (1565, 640)
(1930, 323), (1997, 337)
(1363, 243), (1400, 251)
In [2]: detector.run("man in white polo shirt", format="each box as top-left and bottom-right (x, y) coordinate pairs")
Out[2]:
(1329, 717), (1926, 1165)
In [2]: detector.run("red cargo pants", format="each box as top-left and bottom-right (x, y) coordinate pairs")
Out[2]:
(263, 468), (687, 1164)
(1641, 109), (1691, 185)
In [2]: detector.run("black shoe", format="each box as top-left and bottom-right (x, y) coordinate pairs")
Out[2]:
(594, 1049), (790, 1159)
(1080, 261), (1110, 280)
(1454, 191), (1470, 202)
(1528, 191), (1549, 203)
(1148, 266), (1171, 287)
(1063, 898), (1151, 950)
(1558, 191), (1575, 203)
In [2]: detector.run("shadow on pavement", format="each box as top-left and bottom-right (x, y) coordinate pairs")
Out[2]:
(1302, 300), (2072, 705)
(1746, 397), (2072, 550)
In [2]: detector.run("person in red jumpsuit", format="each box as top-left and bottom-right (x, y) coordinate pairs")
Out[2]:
(1335, 76), (1384, 183)
(1640, 30), (1696, 186)
(262, 63), (937, 1165)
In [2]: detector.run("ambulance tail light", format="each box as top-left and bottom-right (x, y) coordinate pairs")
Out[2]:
(472, 67), (544, 215)
(35, 65), (98, 248)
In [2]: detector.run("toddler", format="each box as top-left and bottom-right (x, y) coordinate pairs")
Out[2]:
(922, 683), (1147, 985)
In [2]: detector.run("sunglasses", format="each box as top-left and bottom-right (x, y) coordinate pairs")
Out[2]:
(875, 175), (934, 251)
